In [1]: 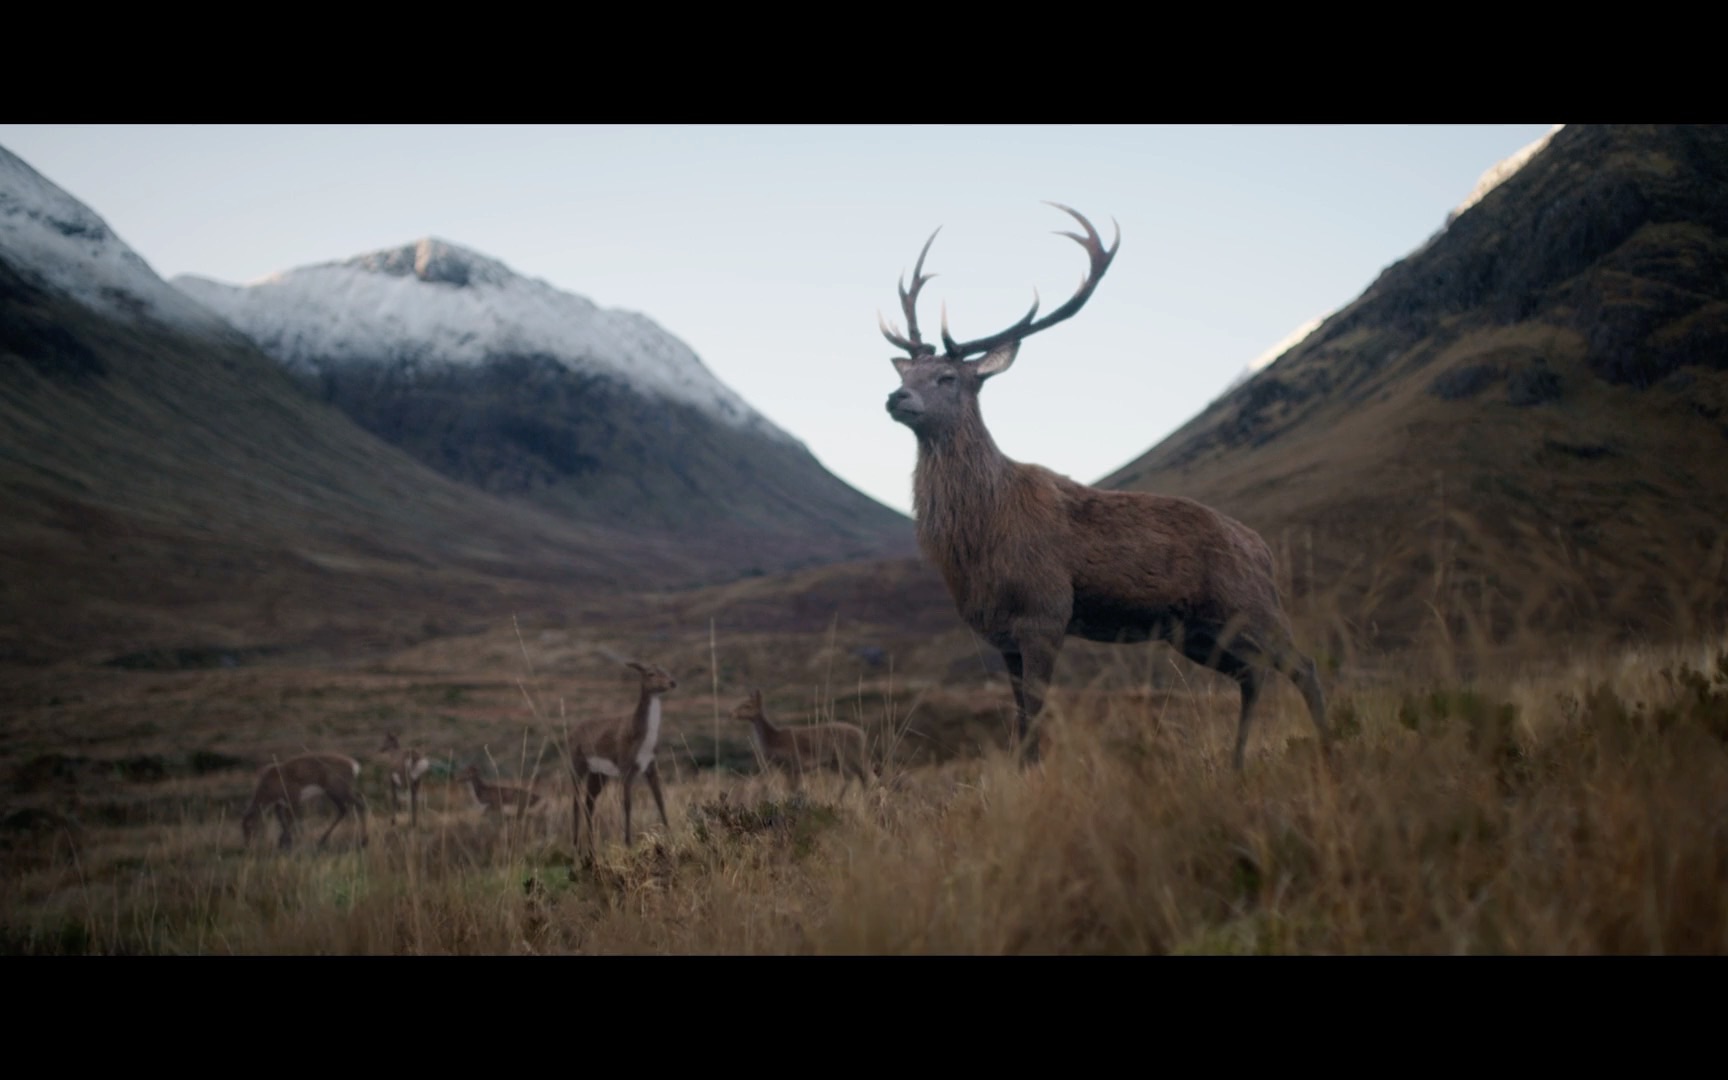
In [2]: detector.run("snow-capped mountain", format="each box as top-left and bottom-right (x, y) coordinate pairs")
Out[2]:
(0, 146), (234, 337)
(1218, 126), (1567, 397)
(167, 236), (912, 565)
(0, 143), (916, 663)
(171, 238), (798, 446)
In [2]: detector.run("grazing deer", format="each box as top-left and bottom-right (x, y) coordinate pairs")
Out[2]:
(377, 731), (433, 827)
(456, 763), (543, 818)
(878, 202), (1330, 771)
(732, 689), (875, 797)
(567, 660), (677, 855)
(240, 752), (370, 851)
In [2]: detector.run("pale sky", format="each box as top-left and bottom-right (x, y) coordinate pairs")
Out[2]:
(0, 124), (1559, 517)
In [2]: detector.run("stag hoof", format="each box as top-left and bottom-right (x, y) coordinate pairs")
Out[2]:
(1016, 737), (1044, 768)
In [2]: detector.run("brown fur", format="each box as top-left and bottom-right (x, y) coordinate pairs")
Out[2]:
(456, 763), (542, 817)
(567, 660), (677, 855)
(240, 752), (369, 851)
(731, 689), (875, 797)
(881, 204), (1330, 770)
(377, 731), (432, 827)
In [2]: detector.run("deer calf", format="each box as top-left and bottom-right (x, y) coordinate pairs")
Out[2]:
(377, 731), (433, 827)
(568, 659), (677, 854)
(456, 763), (543, 818)
(732, 689), (875, 798)
(240, 752), (369, 851)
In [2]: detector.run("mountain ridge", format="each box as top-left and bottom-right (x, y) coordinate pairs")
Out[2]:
(1100, 123), (1728, 658)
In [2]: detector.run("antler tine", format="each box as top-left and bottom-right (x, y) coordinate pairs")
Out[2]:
(880, 226), (942, 356)
(879, 310), (918, 352)
(942, 289), (1041, 358)
(940, 203), (1121, 361)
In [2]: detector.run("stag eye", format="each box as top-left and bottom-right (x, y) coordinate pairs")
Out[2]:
(936, 374), (956, 387)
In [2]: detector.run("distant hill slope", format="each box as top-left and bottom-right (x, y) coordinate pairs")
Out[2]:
(0, 146), (731, 667)
(1101, 124), (1728, 658)
(172, 239), (914, 579)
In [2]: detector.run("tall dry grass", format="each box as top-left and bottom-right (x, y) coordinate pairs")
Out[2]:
(5, 618), (1727, 954)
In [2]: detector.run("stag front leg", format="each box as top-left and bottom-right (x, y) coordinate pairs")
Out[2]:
(645, 763), (670, 831)
(1003, 631), (1063, 766)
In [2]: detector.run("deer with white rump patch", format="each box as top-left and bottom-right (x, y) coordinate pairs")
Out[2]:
(456, 763), (543, 818)
(377, 731), (432, 827)
(732, 689), (875, 797)
(239, 752), (370, 850)
(567, 659), (677, 855)
(879, 203), (1330, 771)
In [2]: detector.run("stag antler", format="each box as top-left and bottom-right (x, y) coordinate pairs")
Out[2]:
(878, 227), (942, 357)
(932, 202), (1120, 361)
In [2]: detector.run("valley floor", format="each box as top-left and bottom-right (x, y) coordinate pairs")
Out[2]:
(3, 625), (1727, 954)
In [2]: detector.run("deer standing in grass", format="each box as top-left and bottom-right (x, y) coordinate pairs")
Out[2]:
(731, 689), (875, 798)
(568, 660), (677, 856)
(456, 763), (543, 819)
(239, 752), (370, 851)
(879, 202), (1330, 771)
(377, 731), (432, 827)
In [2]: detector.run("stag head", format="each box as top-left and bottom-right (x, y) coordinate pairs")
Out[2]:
(881, 202), (1119, 436)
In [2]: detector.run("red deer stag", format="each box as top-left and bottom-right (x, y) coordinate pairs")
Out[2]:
(878, 202), (1330, 771)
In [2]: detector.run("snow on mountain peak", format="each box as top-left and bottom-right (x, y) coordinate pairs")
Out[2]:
(1448, 124), (1564, 225)
(0, 144), (235, 336)
(173, 238), (796, 443)
(332, 237), (516, 289)
(1220, 126), (1566, 399)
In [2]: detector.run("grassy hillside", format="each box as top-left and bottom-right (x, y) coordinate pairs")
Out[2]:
(1101, 124), (1728, 664)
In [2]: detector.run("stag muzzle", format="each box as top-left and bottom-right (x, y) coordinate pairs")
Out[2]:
(886, 387), (922, 424)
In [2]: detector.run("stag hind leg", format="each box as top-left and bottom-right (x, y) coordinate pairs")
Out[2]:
(319, 792), (367, 848)
(1180, 622), (1329, 770)
(1284, 650), (1330, 747)
(621, 772), (639, 847)
(575, 772), (606, 857)
(273, 801), (294, 850)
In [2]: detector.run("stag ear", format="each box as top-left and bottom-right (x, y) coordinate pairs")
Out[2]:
(891, 354), (919, 376)
(972, 340), (1020, 380)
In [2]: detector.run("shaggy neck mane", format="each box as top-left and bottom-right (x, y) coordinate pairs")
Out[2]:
(913, 404), (1012, 570)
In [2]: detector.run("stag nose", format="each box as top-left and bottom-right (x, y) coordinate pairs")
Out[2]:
(886, 388), (911, 411)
